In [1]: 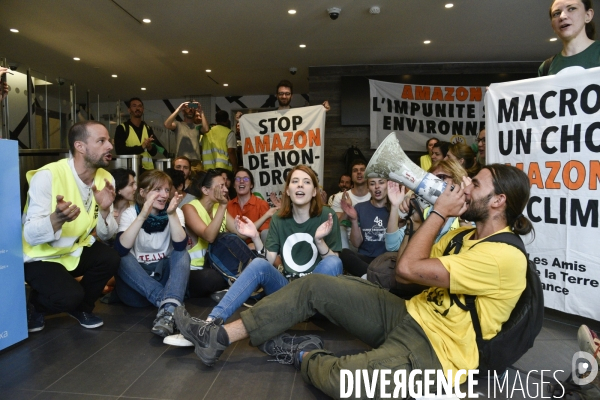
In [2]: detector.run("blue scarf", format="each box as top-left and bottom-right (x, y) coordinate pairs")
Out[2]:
(135, 203), (169, 234)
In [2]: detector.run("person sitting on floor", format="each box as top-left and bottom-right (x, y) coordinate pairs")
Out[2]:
(23, 121), (120, 332)
(173, 164), (533, 398)
(110, 168), (137, 226)
(227, 167), (278, 245)
(339, 176), (390, 278)
(166, 165), (343, 351)
(114, 170), (190, 338)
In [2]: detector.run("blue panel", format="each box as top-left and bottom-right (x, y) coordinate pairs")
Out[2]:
(0, 139), (28, 350)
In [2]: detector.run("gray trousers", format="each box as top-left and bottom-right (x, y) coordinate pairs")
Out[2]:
(240, 274), (443, 399)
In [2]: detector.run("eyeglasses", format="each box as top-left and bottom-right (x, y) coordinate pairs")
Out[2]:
(277, 92), (292, 97)
(477, 138), (486, 143)
(235, 177), (251, 183)
(435, 174), (452, 181)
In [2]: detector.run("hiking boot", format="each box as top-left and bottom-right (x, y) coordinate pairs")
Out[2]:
(173, 307), (229, 367)
(578, 324), (600, 366)
(258, 333), (324, 370)
(152, 305), (175, 338)
(27, 303), (45, 333)
(67, 311), (103, 328)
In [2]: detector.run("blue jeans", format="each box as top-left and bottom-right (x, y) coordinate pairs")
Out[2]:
(209, 255), (342, 321)
(116, 250), (190, 308)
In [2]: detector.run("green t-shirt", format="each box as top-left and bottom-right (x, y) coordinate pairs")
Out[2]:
(265, 206), (341, 277)
(538, 41), (600, 76)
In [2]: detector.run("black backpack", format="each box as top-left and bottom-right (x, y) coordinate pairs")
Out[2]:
(444, 228), (544, 373)
(344, 145), (366, 173)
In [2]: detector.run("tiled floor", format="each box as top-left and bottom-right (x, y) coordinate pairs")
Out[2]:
(1, 296), (598, 400)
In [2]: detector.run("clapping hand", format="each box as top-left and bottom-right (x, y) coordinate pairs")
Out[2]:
(235, 215), (258, 239)
(54, 195), (80, 222)
(315, 213), (334, 241)
(93, 179), (116, 211)
(167, 192), (183, 214)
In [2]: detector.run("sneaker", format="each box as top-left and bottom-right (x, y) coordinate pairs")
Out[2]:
(163, 333), (194, 347)
(27, 303), (45, 333)
(152, 306), (175, 338)
(258, 333), (324, 370)
(173, 306), (229, 367)
(578, 324), (600, 366)
(67, 311), (103, 329)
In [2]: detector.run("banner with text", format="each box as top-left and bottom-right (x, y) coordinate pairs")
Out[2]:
(486, 66), (600, 321)
(369, 79), (486, 151)
(240, 105), (326, 204)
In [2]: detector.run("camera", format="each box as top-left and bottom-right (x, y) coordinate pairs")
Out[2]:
(8, 63), (18, 71)
(289, 67), (297, 75)
(56, 78), (65, 86)
(187, 102), (198, 109)
(327, 7), (341, 20)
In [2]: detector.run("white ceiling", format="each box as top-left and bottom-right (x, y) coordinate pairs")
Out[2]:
(0, 0), (562, 100)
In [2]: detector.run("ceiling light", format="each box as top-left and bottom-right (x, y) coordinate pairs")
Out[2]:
(10, 28), (19, 33)
(288, 10), (296, 14)
(424, 40), (431, 44)
(182, 50), (189, 54)
(223, 84), (229, 87)
(206, 69), (211, 73)
(142, 18), (151, 23)
(111, 74), (117, 78)
(299, 44), (306, 48)
(141, 87), (146, 90)
(73, 57), (80, 61)
(445, 3), (454, 8)
(550, 38), (558, 41)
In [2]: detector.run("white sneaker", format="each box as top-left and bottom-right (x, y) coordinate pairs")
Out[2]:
(163, 333), (193, 347)
(578, 324), (600, 365)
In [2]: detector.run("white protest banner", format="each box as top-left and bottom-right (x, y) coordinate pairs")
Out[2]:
(239, 105), (326, 202)
(486, 66), (600, 321)
(369, 79), (485, 151)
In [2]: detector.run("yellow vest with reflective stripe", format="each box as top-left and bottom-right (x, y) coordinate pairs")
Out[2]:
(22, 159), (112, 271)
(122, 122), (154, 170)
(187, 199), (227, 267)
(201, 125), (232, 171)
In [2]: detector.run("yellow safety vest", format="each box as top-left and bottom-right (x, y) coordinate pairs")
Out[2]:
(187, 199), (227, 268)
(122, 122), (154, 170)
(22, 159), (112, 271)
(201, 125), (232, 171)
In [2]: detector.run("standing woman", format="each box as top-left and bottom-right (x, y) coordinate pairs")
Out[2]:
(182, 169), (234, 298)
(446, 142), (481, 178)
(540, 0), (598, 75)
(115, 170), (190, 337)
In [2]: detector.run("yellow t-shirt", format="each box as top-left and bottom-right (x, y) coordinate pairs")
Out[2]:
(406, 226), (526, 379)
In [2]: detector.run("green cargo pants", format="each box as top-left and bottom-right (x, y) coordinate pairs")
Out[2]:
(240, 274), (443, 399)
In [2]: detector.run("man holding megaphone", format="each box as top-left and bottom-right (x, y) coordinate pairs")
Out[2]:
(171, 130), (535, 397)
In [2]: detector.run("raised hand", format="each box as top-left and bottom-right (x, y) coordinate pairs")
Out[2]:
(54, 195), (80, 223)
(387, 181), (406, 208)
(315, 213), (334, 241)
(92, 179), (116, 211)
(139, 191), (159, 220)
(269, 192), (281, 208)
(340, 190), (357, 220)
(235, 215), (258, 239)
(214, 184), (229, 205)
(167, 192), (183, 214)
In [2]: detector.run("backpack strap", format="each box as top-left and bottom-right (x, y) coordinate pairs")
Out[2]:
(448, 230), (528, 346)
(442, 228), (475, 256)
(541, 55), (556, 77)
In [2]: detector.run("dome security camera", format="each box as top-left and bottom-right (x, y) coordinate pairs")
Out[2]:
(289, 67), (297, 75)
(327, 7), (341, 20)
(8, 62), (19, 71)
